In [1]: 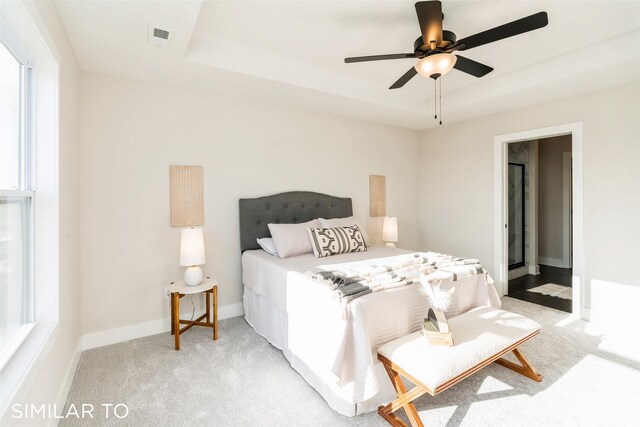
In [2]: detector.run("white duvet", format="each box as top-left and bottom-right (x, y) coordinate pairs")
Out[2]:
(242, 246), (501, 406)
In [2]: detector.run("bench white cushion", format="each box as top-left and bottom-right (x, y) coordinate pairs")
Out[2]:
(377, 306), (540, 391)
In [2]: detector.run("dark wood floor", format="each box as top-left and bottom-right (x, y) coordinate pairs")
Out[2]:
(508, 265), (572, 313)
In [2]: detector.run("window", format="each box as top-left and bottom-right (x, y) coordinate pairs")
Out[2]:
(0, 37), (33, 350)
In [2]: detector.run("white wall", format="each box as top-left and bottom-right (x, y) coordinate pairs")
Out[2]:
(78, 72), (420, 336)
(538, 135), (572, 266)
(1, 0), (81, 425)
(418, 81), (640, 311)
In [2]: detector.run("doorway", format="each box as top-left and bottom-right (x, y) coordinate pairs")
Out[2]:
(493, 123), (585, 319)
(506, 136), (573, 312)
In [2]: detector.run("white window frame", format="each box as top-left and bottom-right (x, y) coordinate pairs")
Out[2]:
(0, 17), (36, 371)
(0, 3), (61, 417)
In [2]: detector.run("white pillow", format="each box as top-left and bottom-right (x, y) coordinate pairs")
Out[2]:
(256, 237), (278, 257)
(319, 216), (370, 246)
(268, 219), (322, 259)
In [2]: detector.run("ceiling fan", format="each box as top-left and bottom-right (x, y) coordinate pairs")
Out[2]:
(344, 1), (549, 89)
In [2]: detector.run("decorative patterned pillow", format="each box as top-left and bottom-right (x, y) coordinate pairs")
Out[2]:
(307, 225), (367, 258)
(319, 216), (371, 246)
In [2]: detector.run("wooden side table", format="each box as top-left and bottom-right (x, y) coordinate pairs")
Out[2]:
(168, 278), (218, 350)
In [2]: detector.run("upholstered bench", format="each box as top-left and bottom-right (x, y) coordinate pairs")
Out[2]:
(377, 306), (542, 427)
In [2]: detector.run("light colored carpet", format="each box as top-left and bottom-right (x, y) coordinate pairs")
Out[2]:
(61, 298), (640, 426)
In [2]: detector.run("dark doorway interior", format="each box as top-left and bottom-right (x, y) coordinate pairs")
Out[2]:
(508, 265), (572, 312)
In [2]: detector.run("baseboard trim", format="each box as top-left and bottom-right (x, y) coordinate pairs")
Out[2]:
(528, 264), (540, 275)
(50, 339), (82, 427)
(81, 302), (244, 351)
(538, 256), (570, 269)
(508, 265), (529, 280)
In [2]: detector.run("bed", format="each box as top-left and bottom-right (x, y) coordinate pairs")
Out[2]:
(239, 191), (501, 416)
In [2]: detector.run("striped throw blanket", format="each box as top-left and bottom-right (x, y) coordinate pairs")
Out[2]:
(307, 252), (490, 304)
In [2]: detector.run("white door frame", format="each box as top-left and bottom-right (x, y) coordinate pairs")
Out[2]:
(562, 152), (573, 268)
(494, 122), (584, 318)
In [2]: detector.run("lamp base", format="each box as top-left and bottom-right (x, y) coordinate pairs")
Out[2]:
(385, 242), (396, 248)
(184, 266), (203, 286)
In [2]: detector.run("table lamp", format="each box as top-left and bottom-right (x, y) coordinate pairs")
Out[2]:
(383, 217), (398, 248)
(180, 227), (206, 286)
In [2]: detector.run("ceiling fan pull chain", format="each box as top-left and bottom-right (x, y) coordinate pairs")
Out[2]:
(434, 79), (438, 120)
(439, 77), (443, 125)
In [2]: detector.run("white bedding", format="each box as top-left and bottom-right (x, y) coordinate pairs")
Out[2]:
(241, 246), (501, 415)
(242, 245), (413, 311)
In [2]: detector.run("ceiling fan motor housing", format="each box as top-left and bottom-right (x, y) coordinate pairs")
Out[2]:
(414, 30), (457, 56)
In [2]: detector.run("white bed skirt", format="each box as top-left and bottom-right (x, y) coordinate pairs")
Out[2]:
(243, 286), (397, 416)
(243, 283), (291, 359)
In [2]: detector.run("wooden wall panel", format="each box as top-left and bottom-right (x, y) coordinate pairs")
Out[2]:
(170, 165), (204, 227)
(369, 175), (386, 217)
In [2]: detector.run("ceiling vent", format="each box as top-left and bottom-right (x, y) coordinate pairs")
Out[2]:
(148, 25), (173, 47)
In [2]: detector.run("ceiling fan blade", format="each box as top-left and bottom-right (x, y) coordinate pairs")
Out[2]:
(389, 67), (418, 89)
(454, 11), (548, 51)
(344, 53), (417, 63)
(415, 1), (443, 48)
(453, 55), (494, 77)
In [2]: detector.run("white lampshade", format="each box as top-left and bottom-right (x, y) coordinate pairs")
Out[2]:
(383, 217), (398, 243)
(179, 227), (205, 266)
(415, 53), (457, 78)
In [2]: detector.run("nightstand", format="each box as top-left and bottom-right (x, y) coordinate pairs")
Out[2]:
(168, 277), (218, 350)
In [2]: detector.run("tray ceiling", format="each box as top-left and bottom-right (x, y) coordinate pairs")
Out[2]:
(55, 1), (640, 129)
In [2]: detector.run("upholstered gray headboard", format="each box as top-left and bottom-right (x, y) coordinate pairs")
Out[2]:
(239, 191), (353, 252)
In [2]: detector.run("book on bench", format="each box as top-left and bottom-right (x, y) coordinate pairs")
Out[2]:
(421, 308), (454, 346)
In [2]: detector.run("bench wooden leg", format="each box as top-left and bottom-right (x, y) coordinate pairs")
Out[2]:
(377, 334), (541, 427)
(378, 359), (426, 427)
(495, 348), (542, 382)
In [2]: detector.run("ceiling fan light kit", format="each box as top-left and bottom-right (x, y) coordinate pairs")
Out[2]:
(344, 1), (549, 125)
(415, 53), (457, 79)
